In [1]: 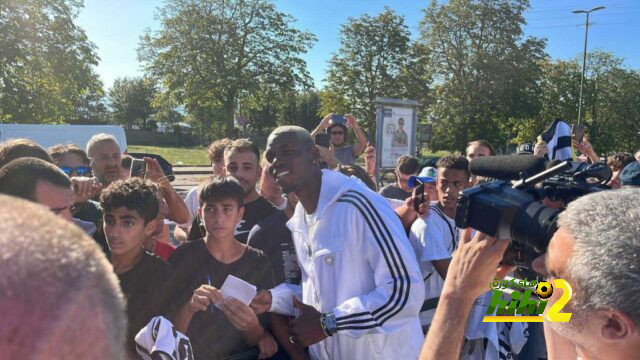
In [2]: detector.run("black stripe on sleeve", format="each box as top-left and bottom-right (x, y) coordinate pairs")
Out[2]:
(333, 190), (412, 330)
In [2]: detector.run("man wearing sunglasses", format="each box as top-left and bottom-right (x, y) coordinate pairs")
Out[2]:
(311, 113), (368, 165)
(49, 144), (104, 228)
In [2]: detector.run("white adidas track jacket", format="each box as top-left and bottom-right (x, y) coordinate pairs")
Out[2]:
(270, 170), (425, 360)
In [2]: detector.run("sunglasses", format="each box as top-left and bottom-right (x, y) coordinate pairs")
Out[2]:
(60, 166), (91, 177)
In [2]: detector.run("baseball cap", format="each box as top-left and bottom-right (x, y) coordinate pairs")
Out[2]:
(408, 166), (436, 188)
(517, 143), (534, 155)
(620, 161), (640, 186)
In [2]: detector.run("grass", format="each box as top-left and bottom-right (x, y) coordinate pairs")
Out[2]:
(127, 145), (450, 167)
(127, 145), (210, 166)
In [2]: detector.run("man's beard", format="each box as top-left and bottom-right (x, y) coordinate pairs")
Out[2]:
(549, 303), (589, 349)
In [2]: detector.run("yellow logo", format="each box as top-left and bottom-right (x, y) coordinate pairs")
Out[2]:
(483, 279), (572, 323)
(536, 281), (553, 299)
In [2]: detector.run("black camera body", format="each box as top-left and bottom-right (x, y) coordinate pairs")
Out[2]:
(455, 181), (559, 252)
(455, 160), (611, 270)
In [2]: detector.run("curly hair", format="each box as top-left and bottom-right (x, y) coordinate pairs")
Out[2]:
(100, 178), (159, 223)
(436, 155), (470, 179)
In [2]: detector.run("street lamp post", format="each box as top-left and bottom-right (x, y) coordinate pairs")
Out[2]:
(573, 6), (605, 125)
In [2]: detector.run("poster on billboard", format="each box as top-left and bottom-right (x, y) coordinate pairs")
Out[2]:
(375, 98), (419, 170)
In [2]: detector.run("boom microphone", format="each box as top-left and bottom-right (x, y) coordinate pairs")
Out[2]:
(469, 155), (548, 181)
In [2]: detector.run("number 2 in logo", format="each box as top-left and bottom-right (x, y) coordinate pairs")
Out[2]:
(545, 279), (573, 322)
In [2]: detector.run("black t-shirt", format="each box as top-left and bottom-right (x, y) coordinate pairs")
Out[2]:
(247, 211), (301, 286)
(168, 239), (275, 360)
(378, 184), (411, 201)
(117, 250), (173, 355)
(187, 196), (277, 244)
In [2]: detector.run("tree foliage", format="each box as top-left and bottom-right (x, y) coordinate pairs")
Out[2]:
(321, 8), (413, 132)
(419, 0), (546, 152)
(0, 0), (104, 123)
(108, 76), (157, 129)
(138, 0), (316, 137)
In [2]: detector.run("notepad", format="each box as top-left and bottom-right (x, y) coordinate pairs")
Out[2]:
(218, 274), (258, 306)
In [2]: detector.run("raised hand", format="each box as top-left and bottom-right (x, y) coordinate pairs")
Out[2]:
(71, 176), (103, 204)
(444, 229), (514, 299)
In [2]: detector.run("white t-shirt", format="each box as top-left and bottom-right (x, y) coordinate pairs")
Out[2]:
(409, 202), (506, 357)
(409, 202), (459, 326)
(184, 186), (200, 220)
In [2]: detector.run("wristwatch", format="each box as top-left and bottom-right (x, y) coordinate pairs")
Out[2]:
(320, 312), (338, 337)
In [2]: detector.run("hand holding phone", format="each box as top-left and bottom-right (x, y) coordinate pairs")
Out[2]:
(315, 133), (330, 148)
(572, 124), (586, 143)
(129, 158), (146, 178)
(330, 114), (346, 126)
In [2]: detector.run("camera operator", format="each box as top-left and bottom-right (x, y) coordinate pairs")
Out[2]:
(531, 188), (640, 360)
(420, 188), (640, 360)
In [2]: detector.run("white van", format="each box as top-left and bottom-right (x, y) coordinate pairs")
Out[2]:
(0, 124), (127, 152)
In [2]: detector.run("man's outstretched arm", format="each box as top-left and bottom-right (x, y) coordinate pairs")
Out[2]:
(420, 229), (514, 360)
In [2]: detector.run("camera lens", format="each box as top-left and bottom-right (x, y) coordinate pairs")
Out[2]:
(511, 201), (559, 252)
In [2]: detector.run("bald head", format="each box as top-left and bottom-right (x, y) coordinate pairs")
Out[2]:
(0, 195), (126, 359)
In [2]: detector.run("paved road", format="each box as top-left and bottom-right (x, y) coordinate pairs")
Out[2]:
(172, 167), (210, 198)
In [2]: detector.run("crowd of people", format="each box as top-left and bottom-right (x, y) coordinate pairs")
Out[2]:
(0, 113), (639, 360)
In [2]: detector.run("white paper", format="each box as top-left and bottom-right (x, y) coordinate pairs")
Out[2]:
(218, 274), (257, 306)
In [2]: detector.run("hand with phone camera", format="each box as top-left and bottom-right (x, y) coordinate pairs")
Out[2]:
(330, 114), (346, 127)
(409, 183), (429, 215)
(129, 158), (146, 179)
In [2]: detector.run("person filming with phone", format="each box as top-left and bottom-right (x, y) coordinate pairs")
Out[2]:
(311, 113), (368, 165)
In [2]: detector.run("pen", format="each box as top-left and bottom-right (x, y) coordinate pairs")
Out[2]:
(206, 274), (215, 315)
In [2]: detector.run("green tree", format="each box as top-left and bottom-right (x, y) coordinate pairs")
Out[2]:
(139, 0), (316, 137)
(580, 52), (640, 153)
(515, 51), (640, 154)
(280, 90), (322, 131)
(152, 108), (185, 132)
(419, 0), (546, 152)
(108, 77), (157, 129)
(0, 0), (103, 123)
(322, 7), (412, 132)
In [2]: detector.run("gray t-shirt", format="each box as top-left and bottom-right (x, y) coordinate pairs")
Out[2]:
(334, 144), (356, 165)
(378, 184), (411, 201)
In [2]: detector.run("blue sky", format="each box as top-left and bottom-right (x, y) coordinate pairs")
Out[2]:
(76, 0), (640, 91)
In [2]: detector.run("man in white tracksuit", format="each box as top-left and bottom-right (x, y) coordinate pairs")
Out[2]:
(251, 126), (425, 359)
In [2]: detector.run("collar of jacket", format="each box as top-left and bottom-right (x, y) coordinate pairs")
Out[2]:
(287, 169), (355, 234)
